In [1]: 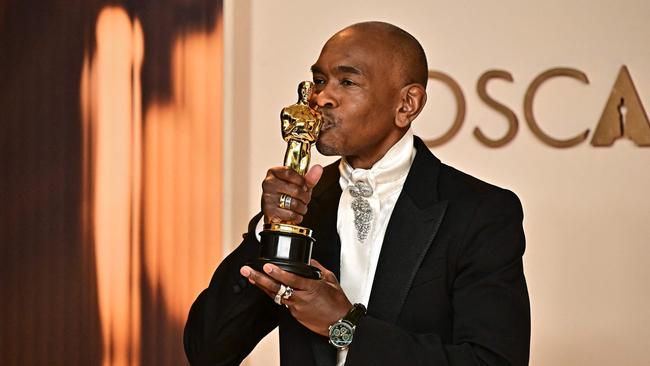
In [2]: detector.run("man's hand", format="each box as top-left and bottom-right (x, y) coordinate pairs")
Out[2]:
(240, 260), (352, 337)
(262, 165), (323, 225)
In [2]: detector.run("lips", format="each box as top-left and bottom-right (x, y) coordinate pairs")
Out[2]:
(320, 114), (336, 131)
(321, 121), (334, 132)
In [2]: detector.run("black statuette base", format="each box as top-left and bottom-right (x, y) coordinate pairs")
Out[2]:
(247, 228), (321, 280)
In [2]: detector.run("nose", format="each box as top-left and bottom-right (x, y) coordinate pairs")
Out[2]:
(310, 84), (338, 109)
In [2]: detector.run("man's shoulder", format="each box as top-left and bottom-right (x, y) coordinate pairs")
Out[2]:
(439, 163), (504, 196)
(438, 162), (522, 216)
(412, 136), (519, 204)
(415, 138), (521, 211)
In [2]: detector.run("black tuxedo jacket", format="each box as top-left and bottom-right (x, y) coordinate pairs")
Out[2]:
(184, 137), (530, 366)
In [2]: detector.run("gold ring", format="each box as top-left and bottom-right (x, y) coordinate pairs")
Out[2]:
(279, 194), (292, 209)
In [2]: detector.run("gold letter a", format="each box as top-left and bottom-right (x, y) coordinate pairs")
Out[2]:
(591, 66), (650, 146)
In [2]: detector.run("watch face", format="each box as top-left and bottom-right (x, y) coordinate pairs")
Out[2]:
(329, 322), (354, 348)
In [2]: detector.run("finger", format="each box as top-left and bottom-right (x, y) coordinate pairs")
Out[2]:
(277, 193), (308, 215)
(267, 166), (307, 187)
(304, 165), (323, 189)
(262, 192), (306, 223)
(263, 263), (311, 290)
(262, 178), (311, 206)
(262, 181), (311, 211)
(310, 259), (337, 283)
(240, 266), (282, 296)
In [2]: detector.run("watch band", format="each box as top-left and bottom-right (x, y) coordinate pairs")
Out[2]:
(343, 303), (367, 326)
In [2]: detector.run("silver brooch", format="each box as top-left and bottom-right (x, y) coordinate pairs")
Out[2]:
(349, 181), (373, 242)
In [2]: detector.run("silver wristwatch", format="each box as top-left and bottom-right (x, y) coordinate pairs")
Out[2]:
(328, 303), (367, 349)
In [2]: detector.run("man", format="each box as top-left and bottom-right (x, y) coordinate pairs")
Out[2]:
(184, 21), (530, 366)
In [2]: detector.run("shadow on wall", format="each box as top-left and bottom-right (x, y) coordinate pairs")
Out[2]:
(0, 0), (223, 365)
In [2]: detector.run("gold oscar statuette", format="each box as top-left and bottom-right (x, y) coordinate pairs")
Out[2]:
(248, 81), (323, 279)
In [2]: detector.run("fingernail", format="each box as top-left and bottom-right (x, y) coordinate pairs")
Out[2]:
(263, 264), (273, 274)
(240, 267), (251, 277)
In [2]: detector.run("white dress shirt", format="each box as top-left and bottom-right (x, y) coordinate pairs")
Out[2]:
(336, 129), (415, 365)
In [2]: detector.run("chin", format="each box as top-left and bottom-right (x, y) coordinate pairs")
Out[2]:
(315, 140), (339, 157)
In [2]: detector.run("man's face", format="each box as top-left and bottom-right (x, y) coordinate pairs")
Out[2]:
(310, 29), (403, 168)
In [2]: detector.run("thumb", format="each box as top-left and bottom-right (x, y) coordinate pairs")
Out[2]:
(304, 164), (323, 189)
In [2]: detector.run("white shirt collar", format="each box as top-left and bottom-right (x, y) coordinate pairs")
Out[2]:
(338, 128), (415, 197)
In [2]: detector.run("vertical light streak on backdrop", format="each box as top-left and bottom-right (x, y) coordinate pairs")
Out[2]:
(81, 7), (144, 365)
(141, 10), (223, 365)
(78, 3), (223, 366)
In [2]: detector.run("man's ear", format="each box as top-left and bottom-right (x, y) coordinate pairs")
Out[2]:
(395, 84), (427, 128)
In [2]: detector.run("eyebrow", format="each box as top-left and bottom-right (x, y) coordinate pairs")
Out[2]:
(310, 65), (364, 76)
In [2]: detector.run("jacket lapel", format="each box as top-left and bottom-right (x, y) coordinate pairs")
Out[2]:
(367, 138), (448, 323)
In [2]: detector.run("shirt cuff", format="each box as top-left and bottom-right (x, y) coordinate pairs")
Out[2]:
(254, 216), (264, 242)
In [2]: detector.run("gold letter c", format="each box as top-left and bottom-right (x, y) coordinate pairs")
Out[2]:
(524, 68), (590, 148)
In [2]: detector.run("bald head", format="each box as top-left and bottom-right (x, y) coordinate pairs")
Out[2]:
(310, 21), (429, 168)
(332, 21), (429, 88)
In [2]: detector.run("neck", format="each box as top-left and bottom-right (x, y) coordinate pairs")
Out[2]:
(346, 130), (407, 169)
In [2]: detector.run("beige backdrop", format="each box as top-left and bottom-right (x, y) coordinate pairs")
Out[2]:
(221, 1), (650, 365)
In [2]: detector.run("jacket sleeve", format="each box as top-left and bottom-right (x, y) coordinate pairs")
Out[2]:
(346, 190), (530, 366)
(184, 213), (280, 366)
